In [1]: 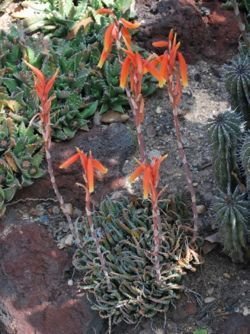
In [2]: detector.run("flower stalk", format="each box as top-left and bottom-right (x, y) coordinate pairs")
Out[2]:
(24, 60), (81, 245)
(60, 149), (111, 288)
(151, 30), (199, 236)
(129, 155), (167, 283)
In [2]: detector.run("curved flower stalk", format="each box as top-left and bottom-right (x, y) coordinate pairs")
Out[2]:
(24, 60), (80, 246)
(151, 30), (199, 236)
(96, 8), (140, 68)
(60, 149), (111, 288)
(129, 154), (168, 283)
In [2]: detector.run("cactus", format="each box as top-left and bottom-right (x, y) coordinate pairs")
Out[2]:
(207, 110), (244, 192)
(224, 53), (250, 127)
(214, 187), (250, 263)
(239, 131), (250, 194)
(73, 196), (200, 324)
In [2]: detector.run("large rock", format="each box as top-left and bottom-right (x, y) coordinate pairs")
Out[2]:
(135, 0), (240, 63)
(0, 222), (104, 334)
(14, 123), (136, 208)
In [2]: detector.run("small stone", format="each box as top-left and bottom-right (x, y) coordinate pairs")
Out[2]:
(64, 203), (73, 216)
(204, 297), (216, 304)
(67, 279), (73, 286)
(193, 182), (198, 187)
(156, 106), (162, 114)
(101, 111), (129, 124)
(196, 204), (206, 214)
(207, 287), (214, 295)
(64, 234), (73, 246)
(243, 307), (250, 316)
(223, 273), (231, 279)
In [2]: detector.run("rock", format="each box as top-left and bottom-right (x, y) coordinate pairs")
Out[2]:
(196, 204), (206, 214)
(135, 0), (240, 63)
(243, 307), (250, 317)
(13, 123), (136, 209)
(0, 223), (104, 334)
(204, 297), (216, 304)
(100, 111), (129, 124)
(223, 273), (231, 279)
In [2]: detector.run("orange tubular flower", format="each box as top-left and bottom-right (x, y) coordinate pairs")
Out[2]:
(97, 10), (140, 68)
(59, 149), (108, 193)
(151, 29), (188, 88)
(129, 155), (167, 201)
(23, 60), (58, 103)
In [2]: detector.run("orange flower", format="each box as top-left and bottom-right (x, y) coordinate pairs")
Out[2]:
(59, 149), (108, 193)
(129, 155), (167, 201)
(23, 60), (58, 102)
(96, 8), (114, 15)
(97, 12), (140, 68)
(151, 29), (188, 88)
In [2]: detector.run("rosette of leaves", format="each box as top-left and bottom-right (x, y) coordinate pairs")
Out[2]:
(73, 197), (200, 325)
(224, 53), (250, 128)
(207, 110), (244, 192)
(0, 116), (44, 216)
(214, 187), (250, 263)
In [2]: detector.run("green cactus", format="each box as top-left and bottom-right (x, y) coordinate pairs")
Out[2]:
(73, 196), (200, 324)
(207, 110), (244, 192)
(214, 187), (250, 263)
(224, 53), (250, 127)
(239, 132), (250, 194)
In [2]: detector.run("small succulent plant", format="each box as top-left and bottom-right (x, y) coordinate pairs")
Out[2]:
(0, 116), (44, 216)
(214, 187), (250, 263)
(73, 196), (200, 324)
(224, 53), (250, 127)
(207, 110), (244, 192)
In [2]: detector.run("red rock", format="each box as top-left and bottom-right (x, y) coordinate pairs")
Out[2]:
(0, 223), (104, 334)
(13, 123), (135, 209)
(135, 0), (240, 64)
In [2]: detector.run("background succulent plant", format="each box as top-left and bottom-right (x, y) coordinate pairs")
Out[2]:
(214, 187), (250, 263)
(73, 196), (200, 324)
(239, 131), (250, 195)
(224, 53), (250, 128)
(207, 110), (244, 193)
(0, 116), (44, 216)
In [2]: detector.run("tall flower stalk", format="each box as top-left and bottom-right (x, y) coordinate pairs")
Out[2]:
(96, 9), (146, 161)
(129, 154), (168, 283)
(60, 149), (111, 288)
(24, 60), (80, 245)
(97, 9), (164, 162)
(151, 30), (199, 235)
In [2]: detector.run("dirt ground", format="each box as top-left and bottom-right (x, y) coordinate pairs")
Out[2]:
(0, 1), (249, 334)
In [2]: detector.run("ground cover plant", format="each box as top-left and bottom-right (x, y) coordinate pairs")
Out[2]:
(0, 5), (156, 212)
(0, 1), (250, 333)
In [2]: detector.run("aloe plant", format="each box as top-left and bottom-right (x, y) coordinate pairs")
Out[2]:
(73, 196), (200, 324)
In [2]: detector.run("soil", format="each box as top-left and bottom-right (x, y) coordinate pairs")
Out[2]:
(0, 1), (250, 334)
